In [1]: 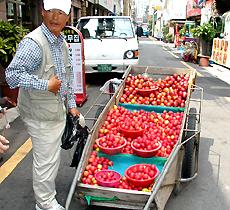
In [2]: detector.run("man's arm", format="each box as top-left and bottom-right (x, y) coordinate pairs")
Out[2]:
(5, 38), (48, 91)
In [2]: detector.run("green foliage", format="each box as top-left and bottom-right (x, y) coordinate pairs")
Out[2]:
(166, 33), (173, 43)
(179, 27), (186, 37)
(191, 22), (216, 43)
(148, 19), (152, 31)
(0, 21), (29, 67)
(162, 25), (169, 38)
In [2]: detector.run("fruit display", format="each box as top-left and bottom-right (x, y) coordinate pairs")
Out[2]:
(81, 151), (113, 185)
(81, 73), (189, 192)
(96, 105), (183, 157)
(81, 150), (158, 191)
(119, 73), (190, 107)
(125, 164), (159, 188)
(81, 105), (183, 190)
(96, 135), (127, 155)
(95, 170), (122, 187)
(131, 139), (161, 158)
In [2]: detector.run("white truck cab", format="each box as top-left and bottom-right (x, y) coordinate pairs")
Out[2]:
(76, 16), (139, 73)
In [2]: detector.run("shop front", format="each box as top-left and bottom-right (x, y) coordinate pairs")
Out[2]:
(211, 10), (230, 68)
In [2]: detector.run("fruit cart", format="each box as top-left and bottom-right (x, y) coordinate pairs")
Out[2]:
(65, 65), (203, 210)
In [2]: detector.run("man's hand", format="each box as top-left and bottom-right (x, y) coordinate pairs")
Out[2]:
(0, 135), (9, 154)
(48, 75), (62, 94)
(68, 108), (80, 117)
(68, 108), (85, 127)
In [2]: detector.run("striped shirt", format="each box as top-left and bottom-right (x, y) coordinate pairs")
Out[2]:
(6, 23), (76, 108)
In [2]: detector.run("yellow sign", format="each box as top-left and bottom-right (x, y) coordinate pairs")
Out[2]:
(153, 5), (161, 10)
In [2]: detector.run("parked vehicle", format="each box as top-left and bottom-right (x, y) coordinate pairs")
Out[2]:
(76, 16), (139, 73)
(142, 28), (149, 37)
(142, 25), (149, 37)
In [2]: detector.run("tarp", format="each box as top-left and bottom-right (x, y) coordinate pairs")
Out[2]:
(98, 152), (167, 176)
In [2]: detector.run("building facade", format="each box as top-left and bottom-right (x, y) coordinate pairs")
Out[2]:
(0, 0), (122, 30)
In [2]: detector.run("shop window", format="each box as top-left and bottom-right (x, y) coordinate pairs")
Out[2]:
(7, 0), (25, 24)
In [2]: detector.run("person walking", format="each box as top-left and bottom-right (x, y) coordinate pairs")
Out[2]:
(136, 25), (143, 37)
(5, 0), (84, 209)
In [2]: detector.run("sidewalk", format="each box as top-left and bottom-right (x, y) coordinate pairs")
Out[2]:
(160, 39), (230, 85)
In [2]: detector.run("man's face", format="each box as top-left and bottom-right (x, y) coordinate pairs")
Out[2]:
(42, 9), (69, 37)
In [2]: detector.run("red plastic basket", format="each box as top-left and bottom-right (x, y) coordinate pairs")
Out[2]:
(119, 127), (145, 138)
(137, 87), (158, 97)
(95, 170), (122, 187)
(131, 141), (162, 158)
(96, 136), (127, 155)
(125, 164), (159, 188)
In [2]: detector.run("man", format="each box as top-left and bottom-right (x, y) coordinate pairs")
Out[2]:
(6, 0), (83, 209)
(136, 25), (143, 37)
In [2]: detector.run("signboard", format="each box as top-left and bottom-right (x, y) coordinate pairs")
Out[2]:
(211, 38), (230, 68)
(62, 26), (87, 106)
(186, 0), (201, 18)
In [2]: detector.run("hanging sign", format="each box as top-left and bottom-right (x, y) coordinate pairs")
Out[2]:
(62, 26), (87, 106)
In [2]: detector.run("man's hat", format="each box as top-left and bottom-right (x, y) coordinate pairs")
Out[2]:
(43, 0), (71, 15)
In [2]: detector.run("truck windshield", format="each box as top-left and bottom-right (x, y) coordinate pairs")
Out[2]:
(77, 18), (134, 39)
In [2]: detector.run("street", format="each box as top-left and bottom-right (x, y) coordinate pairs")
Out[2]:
(1, 37), (230, 210)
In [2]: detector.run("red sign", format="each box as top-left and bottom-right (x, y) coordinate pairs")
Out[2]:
(187, 0), (201, 18)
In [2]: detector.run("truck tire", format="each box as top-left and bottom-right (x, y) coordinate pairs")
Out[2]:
(181, 108), (197, 178)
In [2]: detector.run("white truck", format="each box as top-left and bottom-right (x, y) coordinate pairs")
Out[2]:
(76, 16), (139, 73)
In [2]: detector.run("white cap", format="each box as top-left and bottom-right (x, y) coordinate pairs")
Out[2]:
(43, 0), (71, 15)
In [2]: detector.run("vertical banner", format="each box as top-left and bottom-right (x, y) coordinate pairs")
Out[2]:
(63, 26), (87, 106)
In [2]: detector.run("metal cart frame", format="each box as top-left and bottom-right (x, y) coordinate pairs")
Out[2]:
(65, 65), (203, 210)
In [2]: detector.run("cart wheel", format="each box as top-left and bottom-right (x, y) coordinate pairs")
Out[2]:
(181, 108), (197, 178)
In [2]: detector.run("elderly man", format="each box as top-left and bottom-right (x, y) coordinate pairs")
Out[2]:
(5, 0), (83, 209)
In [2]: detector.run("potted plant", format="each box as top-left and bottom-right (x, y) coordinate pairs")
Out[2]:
(0, 21), (28, 103)
(192, 22), (216, 66)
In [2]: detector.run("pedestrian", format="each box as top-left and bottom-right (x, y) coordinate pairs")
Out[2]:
(5, 0), (84, 209)
(136, 25), (143, 37)
(0, 106), (9, 154)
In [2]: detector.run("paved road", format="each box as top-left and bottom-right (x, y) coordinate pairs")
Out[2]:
(1, 37), (230, 210)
